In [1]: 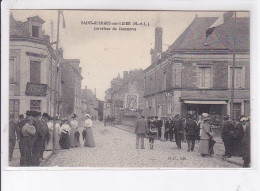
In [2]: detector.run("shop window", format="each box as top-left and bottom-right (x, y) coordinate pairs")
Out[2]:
(9, 99), (19, 122)
(233, 103), (241, 121)
(198, 67), (211, 88)
(32, 25), (39, 38)
(30, 60), (41, 84)
(9, 58), (16, 84)
(30, 100), (41, 111)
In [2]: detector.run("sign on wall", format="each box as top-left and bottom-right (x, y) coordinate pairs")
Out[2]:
(125, 93), (138, 111)
(25, 82), (47, 97)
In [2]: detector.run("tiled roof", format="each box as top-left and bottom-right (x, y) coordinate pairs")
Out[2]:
(10, 15), (29, 37)
(170, 16), (249, 51)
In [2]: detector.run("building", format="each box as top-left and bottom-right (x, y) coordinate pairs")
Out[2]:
(144, 16), (250, 121)
(104, 69), (145, 126)
(81, 86), (99, 120)
(9, 14), (61, 121)
(59, 57), (83, 118)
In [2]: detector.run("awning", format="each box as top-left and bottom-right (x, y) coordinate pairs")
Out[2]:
(184, 100), (227, 105)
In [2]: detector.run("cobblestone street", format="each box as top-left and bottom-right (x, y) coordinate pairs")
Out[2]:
(44, 121), (239, 168)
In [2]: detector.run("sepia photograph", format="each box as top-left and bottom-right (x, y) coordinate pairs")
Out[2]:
(7, 9), (251, 168)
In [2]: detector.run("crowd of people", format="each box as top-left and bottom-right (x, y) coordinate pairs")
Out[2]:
(9, 111), (95, 166)
(135, 113), (251, 167)
(103, 115), (115, 127)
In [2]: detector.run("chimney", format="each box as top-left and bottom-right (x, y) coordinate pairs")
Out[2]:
(123, 71), (129, 79)
(150, 27), (163, 65)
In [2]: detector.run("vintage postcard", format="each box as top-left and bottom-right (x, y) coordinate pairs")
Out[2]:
(4, 8), (252, 169)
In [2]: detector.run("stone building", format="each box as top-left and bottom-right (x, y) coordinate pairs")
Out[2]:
(104, 69), (145, 126)
(9, 14), (61, 121)
(144, 16), (250, 121)
(81, 86), (99, 120)
(59, 57), (83, 118)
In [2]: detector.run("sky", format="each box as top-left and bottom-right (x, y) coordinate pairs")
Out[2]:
(10, 10), (249, 100)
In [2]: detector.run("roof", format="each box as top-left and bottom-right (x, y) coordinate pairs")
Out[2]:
(145, 16), (249, 72)
(27, 16), (45, 24)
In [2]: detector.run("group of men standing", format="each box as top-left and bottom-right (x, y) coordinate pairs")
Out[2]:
(9, 111), (52, 166)
(222, 115), (250, 167)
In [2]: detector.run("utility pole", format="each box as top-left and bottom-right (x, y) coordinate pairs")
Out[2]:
(230, 11), (237, 120)
(52, 10), (61, 154)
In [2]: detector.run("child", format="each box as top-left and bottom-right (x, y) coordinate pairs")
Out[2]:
(147, 117), (157, 149)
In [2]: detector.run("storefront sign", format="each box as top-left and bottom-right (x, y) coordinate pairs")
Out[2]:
(26, 52), (47, 58)
(26, 83), (47, 96)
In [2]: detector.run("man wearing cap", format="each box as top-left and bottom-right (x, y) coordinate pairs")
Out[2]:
(41, 113), (50, 155)
(31, 111), (45, 166)
(173, 114), (183, 149)
(185, 114), (199, 152)
(135, 115), (148, 149)
(222, 115), (235, 158)
(9, 114), (19, 161)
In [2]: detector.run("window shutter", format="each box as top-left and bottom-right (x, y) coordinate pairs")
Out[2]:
(30, 61), (41, 83)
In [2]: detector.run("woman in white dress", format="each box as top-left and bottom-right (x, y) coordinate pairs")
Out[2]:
(84, 114), (95, 147)
(46, 117), (54, 151)
(59, 120), (71, 149)
(70, 114), (81, 147)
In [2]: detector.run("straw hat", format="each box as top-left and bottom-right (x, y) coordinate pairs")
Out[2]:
(201, 113), (211, 121)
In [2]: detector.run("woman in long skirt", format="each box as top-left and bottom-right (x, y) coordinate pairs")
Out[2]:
(84, 114), (95, 147)
(161, 118), (166, 142)
(199, 113), (213, 157)
(59, 120), (71, 149)
(70, 114), (81, 147)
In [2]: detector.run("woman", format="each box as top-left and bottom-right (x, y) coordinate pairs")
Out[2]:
(199, 113), (214, 157)
(20, 116), (36, 166)
(84, 114), (95, 147)
(59, 120), (71, 149)
(70, 114), (80, 147)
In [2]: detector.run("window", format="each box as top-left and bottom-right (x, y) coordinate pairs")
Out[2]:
(9, 58), (16, 83)
(32, 25), (39, 38)
(172, 64), (182, 87)
(163, 72), (167, 90)
(9, 99), (19, 122)
(198, 67), (211, 88)
(30, 100), (41, 111)
(30, 60), (41, 84)
(233, 103), (241, 121)
(167, 102), (172, 115)
(230, 67), (243, 88)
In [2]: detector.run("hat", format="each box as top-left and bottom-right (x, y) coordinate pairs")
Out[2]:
(26, 110), (33, 117)
(201, 113), (211, 121)
(42, 112), (49, 119)
(223, 115), (230, 120)
(71, 114), (77, 118)
(240, 117), (247, 122)
(85, 114), (90, 118)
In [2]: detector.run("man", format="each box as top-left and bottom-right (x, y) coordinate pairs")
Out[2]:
(31, 111), (45, 166)
(135, 115), (148, 149)
(165, 118), (170, 141)
(9, 114), (19, 161)
(173, 114), (183, 149)
(222, 115), (235, 158)
(242, 117), (250, 167)
(185, 114), (199, 152)
(41, 113), (50, 155)
(155, 116), (162, 139)
(233, 116), (246, 156)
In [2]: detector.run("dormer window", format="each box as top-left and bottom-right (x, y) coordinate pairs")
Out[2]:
(32, 25), (39, 37)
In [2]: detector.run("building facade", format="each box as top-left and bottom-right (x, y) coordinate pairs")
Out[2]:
(9, 14), (61, 121)
(144, 16), (250, 121)
(81, 86), (99, 120)
(60, 58), (83, 118)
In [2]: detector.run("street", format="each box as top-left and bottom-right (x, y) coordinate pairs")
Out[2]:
(44, 121), (239, 168)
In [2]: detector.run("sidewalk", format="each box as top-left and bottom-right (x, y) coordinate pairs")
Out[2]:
(9, 147), (53, 167)
(114, 124), (243, 167)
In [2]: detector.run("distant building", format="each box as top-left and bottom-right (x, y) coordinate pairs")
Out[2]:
(144, 16), (250, 121)
(9, 14), (61, 120)
(104, 69), (145, 126)
(81, 86), (99, 120)
(60, 57), (83, 118)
